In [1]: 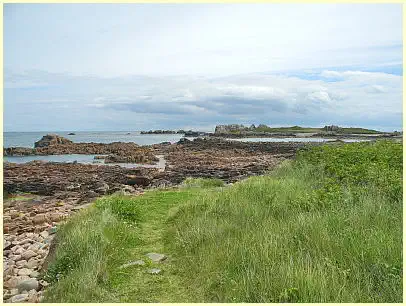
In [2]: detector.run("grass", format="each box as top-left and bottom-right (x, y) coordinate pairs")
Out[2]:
(181, 177), (225, 188)
(226, 125), (382, 134)
(339, 127), (382, 134)
(43, 140), (402, 302)
(42, 187), (215, 302)
(253, 126), (321, 133)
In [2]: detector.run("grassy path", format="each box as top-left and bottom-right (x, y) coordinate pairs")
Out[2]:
(43, 181), (223, 302)
(108, 190), (202, 302)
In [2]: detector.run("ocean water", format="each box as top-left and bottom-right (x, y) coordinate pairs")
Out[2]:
(4, 153), (167, 169)
(3, 131), (194, 148)
(3, 154), (101, 164)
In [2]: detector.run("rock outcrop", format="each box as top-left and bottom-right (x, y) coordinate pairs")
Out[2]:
(34, 134), (73, 148)
(214, 124), (247, 134)
(3, 162), (158, 198)
(323, 125), (342, 132)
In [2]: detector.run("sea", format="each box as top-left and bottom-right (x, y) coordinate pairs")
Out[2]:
(3, 131), (370, 165)
(3, 131), (192, 148)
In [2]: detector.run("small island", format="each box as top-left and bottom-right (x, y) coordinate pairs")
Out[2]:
(140, 129), (210, 137)
(212, 124), (401, 138)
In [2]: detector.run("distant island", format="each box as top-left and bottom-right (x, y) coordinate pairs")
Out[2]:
(214, 124), (385, 135)
(140, 129), (209, 137)
(140, 129), (185, 134)
(140, 124), (401, 139)
(213, 124), (402, 138)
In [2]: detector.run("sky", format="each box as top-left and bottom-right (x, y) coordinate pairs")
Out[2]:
(4, 3), (403, 132)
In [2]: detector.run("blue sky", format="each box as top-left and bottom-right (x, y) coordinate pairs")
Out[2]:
(4, 4), (403, 132)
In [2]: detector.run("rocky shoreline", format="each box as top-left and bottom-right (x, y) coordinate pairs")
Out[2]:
(2, 135), (328, 303)
(4, 135), (159, 164)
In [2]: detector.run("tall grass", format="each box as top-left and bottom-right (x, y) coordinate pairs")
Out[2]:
(42, 190), (206, 302)
(43, 140), (402, 302)
(42, 196), (143, 302)
(165, 141), (402, 302)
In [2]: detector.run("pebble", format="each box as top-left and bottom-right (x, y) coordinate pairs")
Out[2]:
(19, 238), (33, 245)
(25, 259), (38, 269)
(146, 253), (167, 263)
(18, 268), (33, 276)
(4, 276), (29, 289)
(17, 279), (39, 293)
(3, 241), (12, 250)
(49, 213), (63, 222)
(27, 244), (40, 252)
(16, 260), (27, 268)
(10, 210), (19, 219)
(11, 255), (22, 262)
(27, 293), (39, 303)
(147, 268), (162, 275)
(10, 294), (29, 303)
(15, 248), (24, 255)
(21, 250), (36, 260)
(40, 231), (49, 238)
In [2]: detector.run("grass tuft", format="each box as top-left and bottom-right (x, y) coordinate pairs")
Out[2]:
(182, 177), (225, 188)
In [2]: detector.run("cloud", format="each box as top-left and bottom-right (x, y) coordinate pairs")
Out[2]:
(366, 85), (387, 94)
(4, 68), (403, 132)
(306, 91), (332, 103)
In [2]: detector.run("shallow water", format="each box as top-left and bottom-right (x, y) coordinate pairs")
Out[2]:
(4, 154), (101, 164)
(4, 154), (166, 169)
(4, 131), (195, 148)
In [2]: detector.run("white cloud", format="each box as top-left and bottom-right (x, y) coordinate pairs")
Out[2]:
(87, 103), (105, 108)
(306, 91), (332, 103)
(5, 4), (402, 77)
(4, 69), (402, 131)
(366, 85), (387, 94)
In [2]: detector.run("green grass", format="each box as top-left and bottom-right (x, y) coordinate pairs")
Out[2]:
(250, 126), (382, 134)
(182, 177), (225, 188)
(253, 126), (321, 133)
(339, 127), (382, 134)
(223, 125), (383, 134)
(43, 140), (402, 302)
(42, 187), (215, 302)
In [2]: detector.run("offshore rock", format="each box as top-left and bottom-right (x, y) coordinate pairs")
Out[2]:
(34, 134), (73, 148)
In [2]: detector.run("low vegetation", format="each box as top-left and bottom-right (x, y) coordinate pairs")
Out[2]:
(43, 140), (402, 302)
(252, 125), (382, 134)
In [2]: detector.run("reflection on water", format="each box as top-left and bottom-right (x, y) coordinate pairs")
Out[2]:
(4, 154), (166, 169)
(4, 154), (101, 164)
